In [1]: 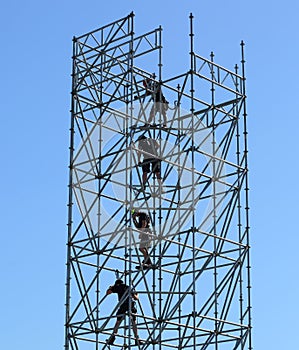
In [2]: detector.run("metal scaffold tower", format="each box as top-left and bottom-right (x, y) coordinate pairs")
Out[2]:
(65, 12), (252, 350)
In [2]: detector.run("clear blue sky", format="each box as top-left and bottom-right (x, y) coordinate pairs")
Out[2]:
(1, 1), (298, 349)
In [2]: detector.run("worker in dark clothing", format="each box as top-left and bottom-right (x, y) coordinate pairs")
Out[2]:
(143, 78), (168, 127)
(132, 209), (153, 269)
(137, 135), (164, 193)
(106, 279), (142, 346)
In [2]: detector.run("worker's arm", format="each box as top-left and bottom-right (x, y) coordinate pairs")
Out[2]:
(132, 212), (140, 228)
(106, 286), (113, 295)
(143, 79), (153, 96)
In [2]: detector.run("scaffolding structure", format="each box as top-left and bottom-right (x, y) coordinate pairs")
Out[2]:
(65, 13), (252, 350)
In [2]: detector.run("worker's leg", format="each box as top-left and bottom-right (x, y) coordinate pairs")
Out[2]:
(139, 246), (151, 264)
(160, 103), (167, 126)
(148, 104), (156, 124)
(139, 244), (152, 265)
(141, 161), (150, 189)
(156, 102), (167, 126)
(131, 310), (143, 345)
(153, 161), (162, 182)
(131, 314), (139, 339)
(156, 172), (162, 185)
(162, 110), (167, 127)
(153, 160), (164, 193)
(108, 312), (124, 344)
(112, 319), (122, 334)
(142, 172), (147, 188)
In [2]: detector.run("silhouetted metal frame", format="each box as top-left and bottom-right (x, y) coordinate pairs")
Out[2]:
(66, 12), (252, 350)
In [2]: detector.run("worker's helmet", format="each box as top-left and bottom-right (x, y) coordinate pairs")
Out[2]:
(115, 279), (124, 285)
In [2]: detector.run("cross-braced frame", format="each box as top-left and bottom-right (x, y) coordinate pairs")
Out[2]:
(65, 13), (252, 350)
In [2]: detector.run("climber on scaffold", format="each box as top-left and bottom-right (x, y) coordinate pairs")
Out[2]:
(143, 76), (169, 127)
(106, 279), (142, 346)
(132, 209), (153, 269)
